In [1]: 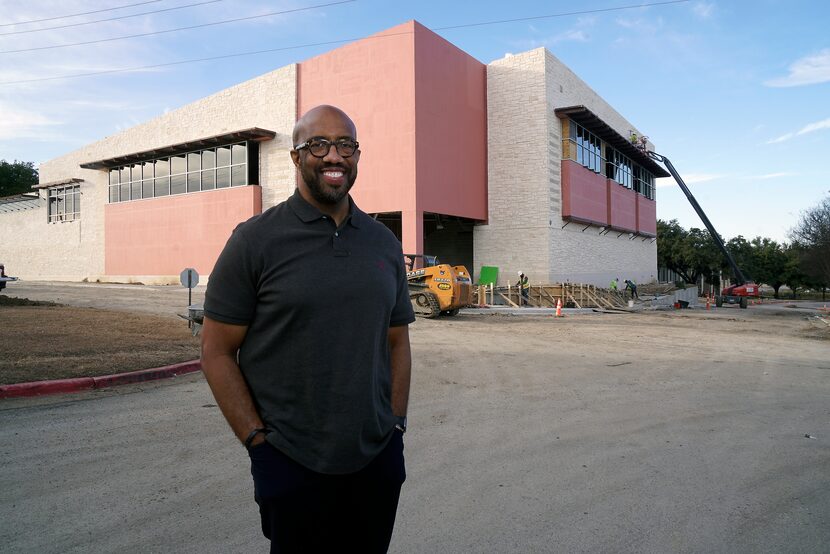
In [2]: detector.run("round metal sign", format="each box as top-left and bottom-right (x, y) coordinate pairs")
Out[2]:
(180, 267), (199, 288)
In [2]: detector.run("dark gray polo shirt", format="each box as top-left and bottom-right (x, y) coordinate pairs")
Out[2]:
(204, 189), (415, 474)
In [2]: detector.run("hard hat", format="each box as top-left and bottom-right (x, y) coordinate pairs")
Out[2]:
(518, 271), (523, 276)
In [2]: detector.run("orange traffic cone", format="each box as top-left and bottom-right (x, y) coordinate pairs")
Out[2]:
(556, 298), (563, 317)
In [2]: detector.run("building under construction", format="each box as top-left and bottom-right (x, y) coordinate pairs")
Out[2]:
(0, 21), (668, 286)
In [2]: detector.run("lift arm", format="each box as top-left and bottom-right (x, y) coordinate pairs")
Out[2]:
(647, 151), (749, 285)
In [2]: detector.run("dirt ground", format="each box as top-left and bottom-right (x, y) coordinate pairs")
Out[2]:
(0, 282), (827, 386)
(1, 282), (829, 552)
(0, 295), (199, 384)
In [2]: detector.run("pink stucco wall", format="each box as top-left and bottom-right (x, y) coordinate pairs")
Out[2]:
(608, 180), (637, 232)
(413, 21), (487, 220)
(299, 22), (417, 215)
(105, 186), (261, 276)
(298, 21), (487, 255)
(637, 195), (657, 236)
(561, 160), (608, 226)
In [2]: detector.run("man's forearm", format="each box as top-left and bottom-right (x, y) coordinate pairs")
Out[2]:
(388, 325), (412, 417)
(201, 353), (264, 444)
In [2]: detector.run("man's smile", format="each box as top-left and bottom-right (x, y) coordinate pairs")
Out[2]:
(321, 167), (346, 185)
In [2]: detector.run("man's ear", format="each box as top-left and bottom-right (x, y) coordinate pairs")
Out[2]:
(290, 149), (300, 168)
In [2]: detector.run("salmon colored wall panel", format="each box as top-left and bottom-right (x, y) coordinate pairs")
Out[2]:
(608, 181), (637, 232)
(298, 22), (418, 214)
(104, 186), (261, 276)
(561, 160), (608, 226)
(413, 22), (487, 220)
(637, 195), (657, 236)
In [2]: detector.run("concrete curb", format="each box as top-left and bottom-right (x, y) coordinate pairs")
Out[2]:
(0, 360), (202, 399)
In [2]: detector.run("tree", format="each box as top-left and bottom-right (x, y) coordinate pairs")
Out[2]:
(657, 219), (722, 285)
(0, 159), (38, 197)
(749, 237), (788, 298)
(789, 196), (830, 298)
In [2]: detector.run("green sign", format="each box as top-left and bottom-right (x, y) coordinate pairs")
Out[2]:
(478, 266), (499, 285)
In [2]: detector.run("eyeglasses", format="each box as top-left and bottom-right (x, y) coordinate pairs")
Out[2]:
(294, 138), (359, 158)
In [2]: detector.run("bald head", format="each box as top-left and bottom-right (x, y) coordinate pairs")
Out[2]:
(293, 105), (357, 146)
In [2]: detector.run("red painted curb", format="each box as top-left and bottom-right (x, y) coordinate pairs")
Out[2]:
(0, 360), (202, 399)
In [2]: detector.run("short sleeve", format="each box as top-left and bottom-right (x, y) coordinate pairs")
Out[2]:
(389, 250), (416, 327)
(204, 224), (260, 325)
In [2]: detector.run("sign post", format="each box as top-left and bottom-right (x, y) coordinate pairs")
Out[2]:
(179, 268), (200, 328)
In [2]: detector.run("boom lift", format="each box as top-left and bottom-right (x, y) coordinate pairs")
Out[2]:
(648, 152), (760, 309)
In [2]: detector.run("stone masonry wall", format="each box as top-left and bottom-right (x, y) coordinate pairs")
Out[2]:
(475, 49), (551, 285)
(475, 48), (657, 287)
(542, 50), (657, 285)
(2, 65), (297, 282)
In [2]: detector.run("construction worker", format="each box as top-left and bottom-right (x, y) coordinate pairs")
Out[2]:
(517, 271), (530, 306)
(610, 277), (618, 292)
(625, 279), (639, 300)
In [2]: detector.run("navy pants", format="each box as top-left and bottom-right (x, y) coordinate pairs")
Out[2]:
(248, 431), (406, 553)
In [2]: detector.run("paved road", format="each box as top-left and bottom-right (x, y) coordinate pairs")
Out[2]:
(1, 283), (829, 552)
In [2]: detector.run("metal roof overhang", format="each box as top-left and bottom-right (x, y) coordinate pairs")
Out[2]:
(554, 106), (670, 178)
(79, 127), (277, 170)
(33, 177), (83, 189)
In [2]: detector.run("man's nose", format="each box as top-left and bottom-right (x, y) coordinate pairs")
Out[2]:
(322, 143), (345, 162)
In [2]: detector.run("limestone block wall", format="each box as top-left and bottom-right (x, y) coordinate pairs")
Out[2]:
(477, 47), (657, 286)
(542, 49), (656, 285)
(8, 64), (297, 282)
(475, 49), (552, 284)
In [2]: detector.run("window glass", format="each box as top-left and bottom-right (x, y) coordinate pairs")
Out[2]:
(131, 181), (142, 200)
(201, 170), (215, 190)
(170, 173), (186, 195)
(187, 172), (200, 193)
(120, 182), (130, 201)
(155, 158), (170, 177)
(131, 164), (142, 182)
(231, 143), (246, 165)
(202, 149), (216, 169)
(142, 180), (153, 199)
(231, 165), (246, 187)
(216, 167), (230, 188)
(48, 185), (80, 222)
(109, 170), (119, 186)
(109, 185), (119, 203)
(188, 152), (200, 172)
(142, 161), (153, 180)
(120, 167), (130, 184)
(217, 146), (231, 167)
(155, 178), (169, 197)
(171, 155), (186, 175)
(64, 191), (74, 215)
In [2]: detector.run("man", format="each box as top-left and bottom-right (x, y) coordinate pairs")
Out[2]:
(201, 105), (415, 553)
(625, 279), (639, 300)
(517, 271), (529, 306)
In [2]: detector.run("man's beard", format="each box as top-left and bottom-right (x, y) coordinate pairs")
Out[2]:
(300, 165), (356, 205)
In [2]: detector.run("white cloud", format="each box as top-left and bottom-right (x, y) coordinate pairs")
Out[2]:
(749, 172), (797, 180)
(693, 2), (715, 18)
(767, 117), (830, 144)
(0, 101), (60, 137)
(549, 29), (588, 44)
(656, 173), (726, 188)
(765, 49), (830, 87)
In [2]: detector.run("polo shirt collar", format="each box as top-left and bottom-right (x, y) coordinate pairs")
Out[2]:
(287, 188), (364, 228)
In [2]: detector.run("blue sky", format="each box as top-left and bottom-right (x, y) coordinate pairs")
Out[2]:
(1, 0), (827, 243)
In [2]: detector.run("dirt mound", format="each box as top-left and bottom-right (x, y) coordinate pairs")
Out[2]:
(0, 295), (59, 307)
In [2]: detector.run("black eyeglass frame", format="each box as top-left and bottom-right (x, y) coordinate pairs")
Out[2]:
(293, 138), (360, 158)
